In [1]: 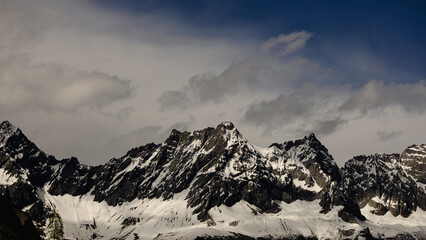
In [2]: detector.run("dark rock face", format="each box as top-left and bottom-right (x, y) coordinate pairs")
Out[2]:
(342, 153), (425, 217)
(400, 144), (426, 184)
(47, 157), (98, 196)
(0, 121), (58, 222)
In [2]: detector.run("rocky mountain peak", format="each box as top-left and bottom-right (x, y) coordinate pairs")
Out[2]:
(304, 133), (325, 149)
(307, 132), (317, 140)
(0, 120), (17, 133)
(216, 122), (247, 147)
(342, 152), (425, 217)
(0, 120), (38, 158)
(400, 144), (426, 184)
(0, 120), (21, 146)
(218, 121), (235, 130)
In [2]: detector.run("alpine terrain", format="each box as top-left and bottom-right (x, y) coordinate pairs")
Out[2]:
(0, 120), (425, 240)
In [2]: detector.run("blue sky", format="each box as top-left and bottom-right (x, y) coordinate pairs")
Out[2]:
(1, 0), (425, 166)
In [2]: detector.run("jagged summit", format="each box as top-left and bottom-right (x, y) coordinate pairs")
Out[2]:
(401, 144), (426, 184)
(0, 120), (17, 131)
(219, 121), (235, 130)
(0, 120), (20, 145)
(1, 120), (425, 240)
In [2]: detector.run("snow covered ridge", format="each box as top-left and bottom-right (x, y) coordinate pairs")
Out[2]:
(0, 120), (425, 240)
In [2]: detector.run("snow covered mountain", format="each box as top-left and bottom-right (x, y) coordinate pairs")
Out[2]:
(0, 120), (425, 239)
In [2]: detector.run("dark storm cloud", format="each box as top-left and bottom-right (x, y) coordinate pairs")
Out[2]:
(376, 130), (403, 141)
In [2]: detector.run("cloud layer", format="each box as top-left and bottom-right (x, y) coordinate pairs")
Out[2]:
(1, 0), (425, 167)
(0, 56), (133, 114)
(244, 80), (426, 137)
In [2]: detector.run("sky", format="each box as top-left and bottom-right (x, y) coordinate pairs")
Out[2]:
(1, 0), (425, 166)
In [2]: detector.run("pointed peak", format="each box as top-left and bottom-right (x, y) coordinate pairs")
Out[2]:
(280, 133), (326, 152)
(0, 121), (21, 143)
(164, 129), (184, 145)
(306, 133), (319, 142)
(1, 120), (12, 126)
(170, 128), (182, 136)
(1, 120), (18, 133)
(305, 133), (327, 150)
(218, 121), (235, 130)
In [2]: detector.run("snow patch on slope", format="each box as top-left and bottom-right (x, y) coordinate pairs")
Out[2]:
(208, 199), (355, 239)
(0, 168), (18, 185)
(42, 188), (201, 240)
(361, 205), (426, 238)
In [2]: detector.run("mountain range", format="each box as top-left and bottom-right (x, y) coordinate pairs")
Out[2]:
(0, 120), (425, 239)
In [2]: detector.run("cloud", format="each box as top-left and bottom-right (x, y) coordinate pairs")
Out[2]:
(0, 0), (134, 115)
(340, 80), (426, 114)
(376, 130), (403, 141)
(261, 31), (312, 55)
(243, 85), (349, 137)
(244, 90), (317, 127)
(158, 31), (319, 111)
(159, 57), (263, 109)
(243, 79), (426, 137)
(51, 71), (133, 111)
(0, 55), (133, 113)
(115, 107), (135, 120)
(310, 118), (348, 136)
(103, 106), (135, 120)
(159, 90), (190, 110)
(0, 0), (61, 59)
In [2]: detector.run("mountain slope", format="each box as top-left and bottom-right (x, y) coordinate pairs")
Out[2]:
(0, 120), (425, 239)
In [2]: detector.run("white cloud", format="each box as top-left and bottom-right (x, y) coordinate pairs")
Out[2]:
(0, 55), (133, 113)
(261, 31), (313, 55)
